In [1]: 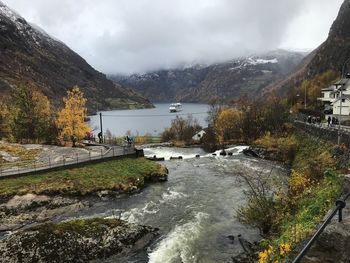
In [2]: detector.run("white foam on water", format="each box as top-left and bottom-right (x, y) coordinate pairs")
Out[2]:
(160, 189), (188, 203)
(120, 201), (160, 224)
(144, 147), (200, 160)
(148, 212), (210, 263)
(212, 146), (248, 156)
(120, 189), (188, 223)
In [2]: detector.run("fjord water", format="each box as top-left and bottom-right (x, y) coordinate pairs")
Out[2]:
(89, 103), (209, 136)
(63, 147), (288, 263)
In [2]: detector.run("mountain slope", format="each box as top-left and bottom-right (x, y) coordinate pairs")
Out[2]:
(112, 50), (306, 103)
(0, 1), (153, 112)
(265, 0), (350, 96)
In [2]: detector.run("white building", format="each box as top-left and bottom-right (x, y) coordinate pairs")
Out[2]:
(318, 74), (350, 117)
(192, 130), (206, 141)
(332, 96), (350, 116)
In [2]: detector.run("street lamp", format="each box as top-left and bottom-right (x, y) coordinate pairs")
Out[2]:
(335, 83), (343, 145)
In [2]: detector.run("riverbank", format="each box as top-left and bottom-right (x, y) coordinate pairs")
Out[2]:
(0, 157), (168, 261)
(240, 130), (344, 262)
(0, 158), (168, 200)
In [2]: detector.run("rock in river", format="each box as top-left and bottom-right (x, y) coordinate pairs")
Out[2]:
(0, 218), (158, 263)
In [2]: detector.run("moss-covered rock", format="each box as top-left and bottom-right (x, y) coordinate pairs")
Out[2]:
(0, 218), (158, 263)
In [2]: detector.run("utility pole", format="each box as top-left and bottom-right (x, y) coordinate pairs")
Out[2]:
(304, 85), (307, 109)
(99, 112), (103, 143)
(338, 85), (343, 145)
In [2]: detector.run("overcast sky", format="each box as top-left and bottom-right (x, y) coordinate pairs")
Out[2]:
(2, 0), (344, 75)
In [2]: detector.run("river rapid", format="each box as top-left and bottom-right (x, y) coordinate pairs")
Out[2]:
(58, 146), (288, 263)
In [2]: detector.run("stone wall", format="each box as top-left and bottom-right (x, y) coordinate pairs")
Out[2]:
(294, 121), (350, 147)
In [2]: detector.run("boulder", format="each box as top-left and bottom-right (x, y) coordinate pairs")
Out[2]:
(0, 218), (158, 263)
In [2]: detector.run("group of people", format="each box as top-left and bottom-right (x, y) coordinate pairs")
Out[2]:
(125, 135), (134, 146)
(306, 115), (340, 127)
(327, 116), (339, 127)
(84, 131), (134, 146)
(306, 115), (321, 125)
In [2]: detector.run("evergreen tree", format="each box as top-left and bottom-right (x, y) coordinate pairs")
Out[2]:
(10, 83), (53, 142)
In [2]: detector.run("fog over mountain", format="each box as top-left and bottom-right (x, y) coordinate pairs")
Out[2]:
(2, 0), (343, 75)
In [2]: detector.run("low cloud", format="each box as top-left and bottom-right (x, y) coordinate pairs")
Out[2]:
(3, 0), (343, 75)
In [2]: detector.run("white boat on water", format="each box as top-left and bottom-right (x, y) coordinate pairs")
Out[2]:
(169, 103), (183, 113)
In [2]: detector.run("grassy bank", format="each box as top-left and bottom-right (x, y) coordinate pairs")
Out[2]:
(240, 130), (343, 262)
(0, 158), (167, 199)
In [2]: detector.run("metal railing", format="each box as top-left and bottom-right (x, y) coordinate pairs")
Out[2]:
(0, 144), (135, 178)
(292, 192), (350, 263)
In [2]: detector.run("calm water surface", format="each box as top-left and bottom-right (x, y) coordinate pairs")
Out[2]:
(89, 103), (209, 136)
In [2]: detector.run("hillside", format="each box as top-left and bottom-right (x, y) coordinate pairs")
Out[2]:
(0, 1), (153, 112)
(112, 50), (305, 103)
(265, 0), (350, 96)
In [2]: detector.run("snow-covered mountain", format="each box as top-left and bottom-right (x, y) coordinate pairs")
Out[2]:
(0, 1), (152, 112)
(111, 50), (306, 103)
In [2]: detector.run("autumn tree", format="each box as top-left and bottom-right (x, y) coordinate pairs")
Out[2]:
(297, 70), (338, 110)
(215, 108), (242, 145)
(57, 86), (90, 146)
(161, 115), (202, 143)
(8, 83), (53, 143)
(0, 101), (13, 140)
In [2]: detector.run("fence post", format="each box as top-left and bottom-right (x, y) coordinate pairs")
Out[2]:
(76, 153), (79, 164)
(33, 160), (36, 171)
(101, 149), (103, 159)
(63, 155), (65, 166)
(89, 151), (91, 161)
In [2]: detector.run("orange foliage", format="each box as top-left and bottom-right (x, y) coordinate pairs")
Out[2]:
(56, 86), (90, 144)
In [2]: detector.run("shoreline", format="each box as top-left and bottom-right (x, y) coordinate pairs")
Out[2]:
(0, 157), (168, 261)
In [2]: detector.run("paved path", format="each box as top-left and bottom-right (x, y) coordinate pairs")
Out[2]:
(0, 144), (135, 178)
(295, 120), (350, 133)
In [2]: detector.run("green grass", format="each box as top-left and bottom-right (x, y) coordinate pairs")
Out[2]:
(29, 218), (123, 237)
(0, 158), (167, 199)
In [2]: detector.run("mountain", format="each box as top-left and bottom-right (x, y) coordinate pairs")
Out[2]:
(111, 50), (306, 104)
(265, 0), (350, 96)
(0, 1), (153, 113)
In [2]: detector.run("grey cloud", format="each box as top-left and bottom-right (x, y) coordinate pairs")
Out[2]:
(2, 0), (344, 75)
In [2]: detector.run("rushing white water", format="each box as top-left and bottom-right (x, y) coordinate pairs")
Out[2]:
(120, 188), (188, 223)
(144, 146), (249, 161)
(148, 212), (210, 263)
(62, 146), (288, 262)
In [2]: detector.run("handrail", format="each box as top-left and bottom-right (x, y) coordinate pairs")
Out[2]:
(292, 192), (350, 263)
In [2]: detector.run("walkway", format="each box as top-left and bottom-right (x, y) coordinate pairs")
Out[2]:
(294, 120), (350, 146)
(0, 144), (136, 178)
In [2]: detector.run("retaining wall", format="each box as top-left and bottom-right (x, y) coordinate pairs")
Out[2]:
(294, 121), (350, 147)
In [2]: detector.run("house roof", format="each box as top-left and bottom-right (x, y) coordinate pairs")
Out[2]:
(333, 78), (350, 90)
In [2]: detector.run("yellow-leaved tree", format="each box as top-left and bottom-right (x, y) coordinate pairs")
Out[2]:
(215, 108), (242, 145)
(57, 86), (90, 146)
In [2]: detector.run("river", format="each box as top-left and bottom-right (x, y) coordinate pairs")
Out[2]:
(88, 103), (209, 136)
(56, 146), (288, 263)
